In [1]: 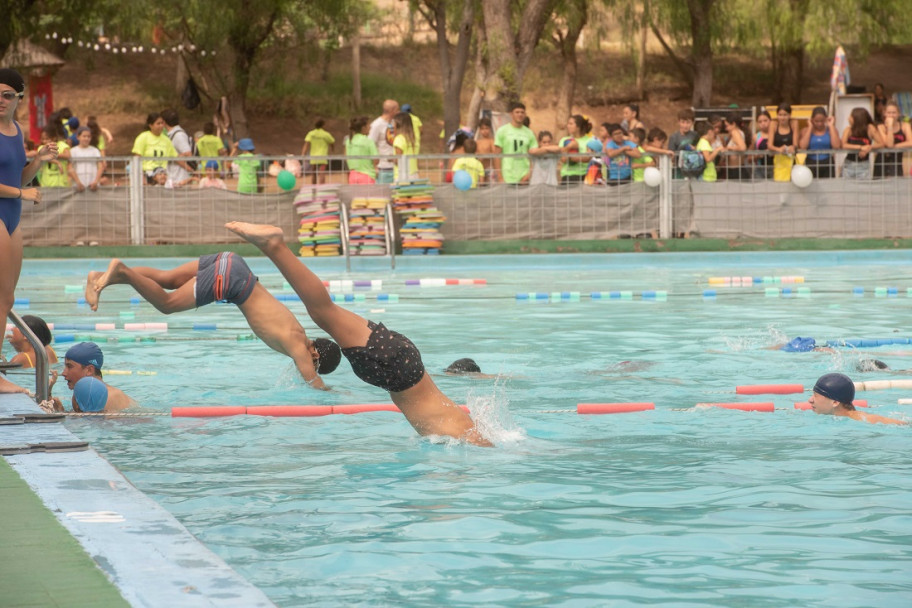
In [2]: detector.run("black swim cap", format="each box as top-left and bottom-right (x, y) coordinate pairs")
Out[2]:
(21, 315), (52, 346)
(855, 359), (889, 372)
(0, 68), (25, 93)
(813, 373), (855, 404)
(313, 338), (341, 374)
(446, 358), (481, 374)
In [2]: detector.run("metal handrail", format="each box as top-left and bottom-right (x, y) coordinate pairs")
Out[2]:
(340, 204), (351, 272)
(7, 310), (49, 402)
(385, 203), (396, 270)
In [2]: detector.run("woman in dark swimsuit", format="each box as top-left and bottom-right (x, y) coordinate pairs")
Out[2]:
(875, 100), (912, 178)
(841, 107), (883, 180)
(767, 103), (799, 182)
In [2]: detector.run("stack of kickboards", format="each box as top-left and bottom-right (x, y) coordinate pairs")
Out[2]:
(294, 185), (342, 256)
(390, 179), (445, 255)
(348, 197), (388, 256)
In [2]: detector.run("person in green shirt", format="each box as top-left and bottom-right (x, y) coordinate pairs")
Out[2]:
(230, 138), (260, 194)
(37, 125), (71, 187)
(494, 102), (538, 184)
(131, 112), (177, 184)
(629, 127), (654, 183)
(696, 121), (722, 182)
(451, 139), (485, 188)
(559, 114), (592, 185)
(302, 119), (335, 184)
(195, 122), (227, 172)
(345, 116), (379, 184)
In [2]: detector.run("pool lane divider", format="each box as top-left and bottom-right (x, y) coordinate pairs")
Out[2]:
(172, 404), (471, 417)
(516, 291), (668, 301)
(708, 276), (805, 286)
(736, 384), (804, 395)
(794, 400), (868, 410)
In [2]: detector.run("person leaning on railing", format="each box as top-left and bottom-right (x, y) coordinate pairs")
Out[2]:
(875, 100), (912, 178)
(798, 106), (841, 179)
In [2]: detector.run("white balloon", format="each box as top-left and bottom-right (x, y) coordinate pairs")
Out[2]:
(644, 166), (662, 188)
(791, 164), (813, 188)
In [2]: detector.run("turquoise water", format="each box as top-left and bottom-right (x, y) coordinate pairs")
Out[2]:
(8, 252), (912, 607)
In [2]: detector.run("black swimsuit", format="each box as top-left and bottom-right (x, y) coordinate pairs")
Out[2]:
(342, 321), (425, 393)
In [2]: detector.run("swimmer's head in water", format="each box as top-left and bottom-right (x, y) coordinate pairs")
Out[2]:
(73, 376), (108, 412)
(313, 338), (341, 374)
(855, 359), (889, 372)
(813, 372), (856, 406)
(446, 358), (481, 374)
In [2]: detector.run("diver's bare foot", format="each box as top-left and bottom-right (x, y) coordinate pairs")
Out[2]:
(92, 259), (126, 304)
(225, 222), (286, 252)
(85, 270), (104, 311)
(0, 375), (29, 394)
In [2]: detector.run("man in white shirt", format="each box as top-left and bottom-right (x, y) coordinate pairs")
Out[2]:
(368, 99), (398, 184)
(161, 108), (196, 187)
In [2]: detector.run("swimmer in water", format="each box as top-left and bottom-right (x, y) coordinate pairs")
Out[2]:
(808, 372), (906, 425)
(85, 253), (340, 389)
(225, 221), (491, 447)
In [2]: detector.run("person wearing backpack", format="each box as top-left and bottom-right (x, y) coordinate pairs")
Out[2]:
(695, 121), (722, 182)
(161, 108), (196, 187)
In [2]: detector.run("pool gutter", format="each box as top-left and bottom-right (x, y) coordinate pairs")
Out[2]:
(0, 392), (275, 607)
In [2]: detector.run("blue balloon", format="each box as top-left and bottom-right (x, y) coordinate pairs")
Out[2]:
(586, 138), (603, 153)
(453, 169), (473, 191)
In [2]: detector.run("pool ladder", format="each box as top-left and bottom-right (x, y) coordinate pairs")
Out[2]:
(6, 310), (50, 402)
(341, 202), (397, 272)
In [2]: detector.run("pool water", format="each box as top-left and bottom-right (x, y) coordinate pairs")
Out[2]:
(8, 252), (912, 607)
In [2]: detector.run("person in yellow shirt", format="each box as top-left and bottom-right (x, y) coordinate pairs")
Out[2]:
(302, 119), (335, 184)
(451, 139), (485, 188)
(392, 112), (419, 182)
(402, 104), (422, 153)
(37, 125), (71, 187)
(195, 122), (227, 173)
(131, 112), (177, 184)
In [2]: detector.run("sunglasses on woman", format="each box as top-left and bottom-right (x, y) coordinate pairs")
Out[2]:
(0, 91), (25, 101)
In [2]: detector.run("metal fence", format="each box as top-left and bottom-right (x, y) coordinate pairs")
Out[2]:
(19, 150), (912, 248)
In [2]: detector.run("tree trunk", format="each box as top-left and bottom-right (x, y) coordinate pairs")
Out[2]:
(687, 0), (715, 107)
(774, 45), (805, 103)
(351, 30), (362, 108)
(552, 0), (587, 133)
(424, 0), (474, 151)
(635, 4), (649, 100)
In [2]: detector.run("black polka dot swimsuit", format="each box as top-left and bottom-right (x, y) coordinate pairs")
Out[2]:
(342, 321), (425, 392)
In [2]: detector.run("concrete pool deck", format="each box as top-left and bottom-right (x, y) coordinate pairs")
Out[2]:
(0, 391), (275, 607)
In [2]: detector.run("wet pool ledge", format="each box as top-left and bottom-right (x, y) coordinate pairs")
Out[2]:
(0, 392), (275, 607)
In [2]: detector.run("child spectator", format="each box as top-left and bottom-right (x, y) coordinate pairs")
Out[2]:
(629, 127), (654, 183)
(873, 83), (888, 123)
(722, 112), (750, 181)
(474, 117), (496, 182)
(668, 109), (697, 152)
(37, 124), (70, 187)
(446, 129), (471, 181)
(529, 130), (561, 186)
(68, 126), (105, 191)
(621, 103), (645, 133)
(799, 106), (840, 179)
(696, 121), (722, 182)
(841, 107), (883, 180)
(230, 137), (260, 193)
(559, 114), (593, 185)
(345, 116), (379, 184)
(451, 139), (485, 188)
(86, 116), (113, 156)
(644, 127), (673, 159)
(302, 119), (335, 184)
(753, 110), (772, 180)
(196, 122), (227, 171)
(392, 111), (419, 182)
(604, 124), (640, 185)
(875, 100), (912, 177)
(768, 103), (799, 182)
(198, 160), (228, 189)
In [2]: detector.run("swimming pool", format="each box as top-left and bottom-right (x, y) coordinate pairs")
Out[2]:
(8, 252), (912, 607)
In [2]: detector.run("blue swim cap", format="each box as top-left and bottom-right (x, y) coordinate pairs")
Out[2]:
(781, 337), (816, 352)
(813, 373), (855, 404)
(74, 376), (108, 412)
(65, 342), (104, 369)
(586, 138), (604, 153)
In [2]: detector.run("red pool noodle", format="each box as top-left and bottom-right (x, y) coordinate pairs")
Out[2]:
(247, 406), (332, 417)
(736, 384), (804, 395)
(577, 403), (655, 414)
(171, 406), (247, 417)
(705, 402), (775, 412)
(333, 403), (401, 414)
(794, 400), (868, 410)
